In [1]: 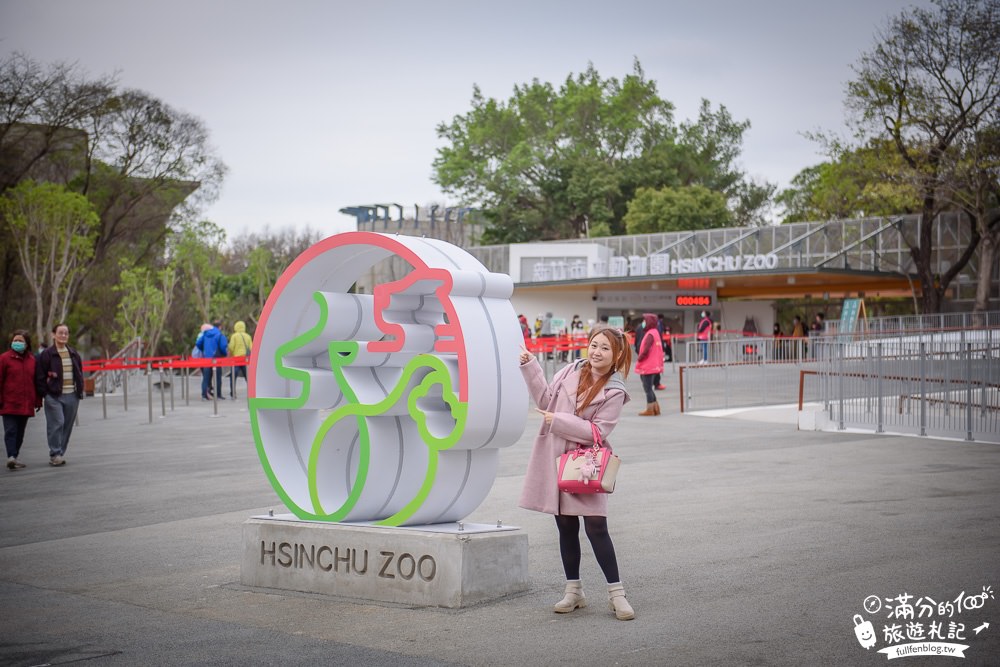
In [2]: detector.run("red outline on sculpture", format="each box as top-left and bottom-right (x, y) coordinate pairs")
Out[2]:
(250, 232), (469, 402)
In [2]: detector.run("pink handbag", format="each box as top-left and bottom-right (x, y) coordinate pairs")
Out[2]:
(556, 423), (621, 494)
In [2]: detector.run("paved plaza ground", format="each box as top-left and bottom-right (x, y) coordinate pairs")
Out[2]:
(1, 371), (997, 666)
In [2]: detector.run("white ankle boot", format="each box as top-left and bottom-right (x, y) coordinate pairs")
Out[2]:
(553, 580), (587, 613)
(607, 583), (635, 620)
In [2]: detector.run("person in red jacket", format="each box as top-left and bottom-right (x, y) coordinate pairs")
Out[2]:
(0, 330), (41, 470)
(635, 313), (665, 416)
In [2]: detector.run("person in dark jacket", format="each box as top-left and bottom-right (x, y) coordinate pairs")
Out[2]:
(34, 323), (84, 466)
(1, 329), (42, 470)
(196, 319), (228, 400)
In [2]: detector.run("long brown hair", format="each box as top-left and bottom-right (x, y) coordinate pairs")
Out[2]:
(576, 325), (632, 413)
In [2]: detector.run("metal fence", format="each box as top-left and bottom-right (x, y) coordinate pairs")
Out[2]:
(679, 312), (1000, 443)
(815, 330), (1000, 443)
(680, 337), (821, 412)
(825, 310), (1000, 338)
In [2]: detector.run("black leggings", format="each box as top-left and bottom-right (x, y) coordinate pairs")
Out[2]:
(554, 514), (620, 583)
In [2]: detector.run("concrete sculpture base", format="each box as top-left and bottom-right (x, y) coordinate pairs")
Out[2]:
(241, 515), (529, 608)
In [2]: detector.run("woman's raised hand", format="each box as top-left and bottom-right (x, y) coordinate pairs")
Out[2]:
(519, 344), (532, 365)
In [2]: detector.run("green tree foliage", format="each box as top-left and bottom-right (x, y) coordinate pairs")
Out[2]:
(845, 0), (1000, 313)
(172, 220), (226, 324)
(776, 142), (922, 223)
(0, 52), (226, 351)
(222, 225), (323, 327)
(433, 61), (768, 243)
(113, 261), (178, 355)
(0, 180), (99, 346)
(624, 185), (731, 233)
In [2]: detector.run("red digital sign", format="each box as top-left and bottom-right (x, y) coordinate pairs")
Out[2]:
(675, 295), (713, 307)
(677, 278), (711, 290)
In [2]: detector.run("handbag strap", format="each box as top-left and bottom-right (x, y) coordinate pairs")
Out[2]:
(590, 422), (603, 450)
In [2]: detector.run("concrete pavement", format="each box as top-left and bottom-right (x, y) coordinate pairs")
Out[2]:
(1, 371), (998, 666)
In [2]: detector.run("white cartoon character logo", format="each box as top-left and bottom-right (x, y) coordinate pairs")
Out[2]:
(854, 614), (877, 650)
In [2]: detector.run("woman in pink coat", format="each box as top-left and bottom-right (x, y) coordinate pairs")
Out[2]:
(518, 324), (635, 620)
(635, 312), (664, 416)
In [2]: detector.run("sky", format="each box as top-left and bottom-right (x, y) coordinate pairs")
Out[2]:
(1, 0), (930, 240)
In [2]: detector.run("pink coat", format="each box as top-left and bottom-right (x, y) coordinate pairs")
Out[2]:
(635, 328), (664, 376)
(518, 358), (630, 516)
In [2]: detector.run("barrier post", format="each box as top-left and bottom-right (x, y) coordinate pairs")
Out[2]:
(147, 362), (154, 424)
(837, 341), (845, 430)
(169, 364), (175, 412)
(212, 358), (219, 417)
(876, 343), (884, 433)
(101, 370), (107, 420)
(159, 363), (166, 418)
(966, 343), (974, 441)
(184, 364), (190, 406)
(919, 342), (927, 436)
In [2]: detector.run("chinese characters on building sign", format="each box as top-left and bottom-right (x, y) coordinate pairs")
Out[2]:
(530, 253), (779, 283)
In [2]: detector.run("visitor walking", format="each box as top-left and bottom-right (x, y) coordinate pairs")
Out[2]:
(696, 311), (713, 363)
(635, 313), (664, 416)
(35, 323), (84, 466)
(228, 320), (253, 398)
(1, 329), (41, 470)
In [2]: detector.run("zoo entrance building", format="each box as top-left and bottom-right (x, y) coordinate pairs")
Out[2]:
(342, 206), (995, 342)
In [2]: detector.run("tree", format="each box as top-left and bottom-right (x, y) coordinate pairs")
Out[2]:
(113, 261), (178, 355)
(731, 178), (778, 227)
(942, 125), (1000, 312)
(433, 61), (768, 243)
(776, 142), (922, 223)
(0, 180), (98, 346)
(172, 220), (226, 323)
(0, 53), (226, 349)
(845, 0), (1000, 313)
(624, 185), (731, 234)
(223, 224), (323, 327)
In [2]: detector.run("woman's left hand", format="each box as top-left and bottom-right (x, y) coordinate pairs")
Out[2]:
(535, 408), (553, 425)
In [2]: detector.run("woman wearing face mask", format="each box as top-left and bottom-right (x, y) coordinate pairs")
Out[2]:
(0, 330), (42, 470)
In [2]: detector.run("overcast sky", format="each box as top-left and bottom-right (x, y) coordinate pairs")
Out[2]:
(1, 1), (928, 240)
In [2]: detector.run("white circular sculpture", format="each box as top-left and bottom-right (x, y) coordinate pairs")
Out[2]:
(249, 232), (527, 526)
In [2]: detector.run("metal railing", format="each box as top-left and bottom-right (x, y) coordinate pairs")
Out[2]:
(815, 330), (1000, 443)
(825, 311), (1000, 338)
(680, 337), (820, 412)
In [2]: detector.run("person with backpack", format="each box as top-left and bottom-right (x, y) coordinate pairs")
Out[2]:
(196, 320), (228, 401)
(228, 321), (253, 399)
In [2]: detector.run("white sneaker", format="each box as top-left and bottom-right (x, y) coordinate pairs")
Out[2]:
(6, 456), (16, 470)
(49, 455), (65, 466)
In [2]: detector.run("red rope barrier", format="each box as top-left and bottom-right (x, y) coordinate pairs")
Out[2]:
(83, 356), (249, 373)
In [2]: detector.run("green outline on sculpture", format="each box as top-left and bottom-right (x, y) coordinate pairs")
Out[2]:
(248, 291), (330, 518)
(250, 290), (468, 526)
